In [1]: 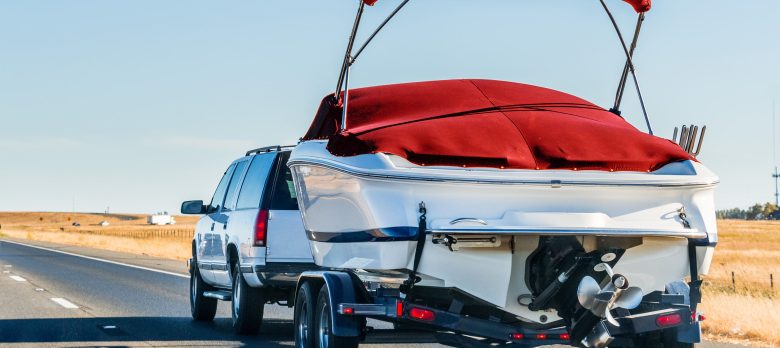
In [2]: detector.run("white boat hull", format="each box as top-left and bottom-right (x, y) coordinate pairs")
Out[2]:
(289, 140), (718, 323)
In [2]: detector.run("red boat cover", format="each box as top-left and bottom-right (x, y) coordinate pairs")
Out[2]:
(624, 0), (651, 13)
(302, 79), (691, 172)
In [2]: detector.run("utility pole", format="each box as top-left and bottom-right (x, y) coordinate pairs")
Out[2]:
(774, 167), (779, 207)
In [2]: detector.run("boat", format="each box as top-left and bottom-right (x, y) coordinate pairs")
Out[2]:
(288, 0), (716, 344)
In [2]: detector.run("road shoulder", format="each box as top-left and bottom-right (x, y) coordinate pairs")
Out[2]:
(0, 237), (188, 276)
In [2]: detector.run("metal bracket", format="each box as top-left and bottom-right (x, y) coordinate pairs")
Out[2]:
(400, 201), (427, 295)
(677, 206), (691, 229)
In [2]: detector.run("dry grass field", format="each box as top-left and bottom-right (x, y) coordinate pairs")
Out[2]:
(700, 220), (780, 346)
(0, 212), (197, 260)
(1, 212), (778, 345)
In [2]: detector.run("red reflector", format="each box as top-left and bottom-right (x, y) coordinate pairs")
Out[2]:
(342, 307), (354, 315)
(510, 333), (524, 340)
(396, 301), (403, 317)
(656, 313), (682, 327)
(692, 310), (706, 322)
(409, 307), (435, 321)
(254, 209), (269, 246)
(535, 333), (547, 340)
(559, 333), (570, 340)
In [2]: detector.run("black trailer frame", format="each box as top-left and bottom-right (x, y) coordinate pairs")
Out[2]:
(292, 269), (702, 348)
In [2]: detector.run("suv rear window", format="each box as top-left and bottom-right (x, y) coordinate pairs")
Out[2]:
(222, 160), (248, 211)
(236, 154), (275, 210)
(270, 153), (298, 210)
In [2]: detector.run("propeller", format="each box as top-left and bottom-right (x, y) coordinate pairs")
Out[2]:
(576, 263), (644, 327)
(614, 286), (643, 309)
(577, 275), (601, 310)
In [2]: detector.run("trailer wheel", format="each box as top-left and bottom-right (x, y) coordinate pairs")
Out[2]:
(315, 284), (359, 348)
(231, 266), (264, 335)
(294, 282), (317, 348)
(190, 259), (217, 321)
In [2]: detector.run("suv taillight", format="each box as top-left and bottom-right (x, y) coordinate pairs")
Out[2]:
(254, 209), (269, 246)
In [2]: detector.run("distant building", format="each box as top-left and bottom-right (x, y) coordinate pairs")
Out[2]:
(148, 212), (176, 225)
(99, 221), (110, 227)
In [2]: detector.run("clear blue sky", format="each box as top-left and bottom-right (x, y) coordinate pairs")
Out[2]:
(1, 1), (778, 214)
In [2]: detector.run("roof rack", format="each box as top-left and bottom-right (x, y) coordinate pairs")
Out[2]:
(245, 145), (296, 156)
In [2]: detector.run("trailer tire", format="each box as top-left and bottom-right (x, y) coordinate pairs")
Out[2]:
(315, 284), (359, 348)
(190, 260), (217, 321)
(295, 282), (317, 348)
(231, 266), (264, 335)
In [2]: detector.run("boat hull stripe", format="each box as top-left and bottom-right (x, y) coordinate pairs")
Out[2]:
(306, 227), (418, 243)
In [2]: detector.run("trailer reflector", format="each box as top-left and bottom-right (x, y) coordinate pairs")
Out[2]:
(396, 301), (403, 317)
(409, 307), (435, 321)
(342, 307), (354, 315)
(656, 313), (682, 327)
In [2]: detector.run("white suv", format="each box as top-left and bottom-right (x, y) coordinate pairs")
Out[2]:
(181, 145), (315, 334)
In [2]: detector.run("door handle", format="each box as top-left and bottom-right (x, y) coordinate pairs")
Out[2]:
(210, 222), (215, 231)
(223, 223), (228, 230)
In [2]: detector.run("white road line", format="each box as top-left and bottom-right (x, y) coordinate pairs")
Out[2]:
(0, 240), (188, 279)
(50, 297), (79, 309)
(9, 275), (26, 282)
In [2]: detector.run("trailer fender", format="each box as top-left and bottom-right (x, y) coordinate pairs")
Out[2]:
(296, 271), (361, 337)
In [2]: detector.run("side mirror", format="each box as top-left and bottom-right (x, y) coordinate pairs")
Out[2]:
(181, 200), (207, 214)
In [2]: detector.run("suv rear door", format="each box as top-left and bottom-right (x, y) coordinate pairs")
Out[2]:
(210, 158), (250, 286)
(226, 152), (277, 272)
(199, 162), (236, 283)
(265, 152), (313, 263)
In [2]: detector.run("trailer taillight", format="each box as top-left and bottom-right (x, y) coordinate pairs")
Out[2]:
(510, 333), (524, 340)
(254, 209), (269, 246)
(396, 301), (403, 317)
(535, 333), (547, 340)
(559, 333), (570, 340)
(656, 313), (682, 327)
(409, 307), (435, 321)
(342, 307), (354, 315)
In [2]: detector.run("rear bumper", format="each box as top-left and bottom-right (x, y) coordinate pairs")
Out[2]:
(239, 262), (320, 288)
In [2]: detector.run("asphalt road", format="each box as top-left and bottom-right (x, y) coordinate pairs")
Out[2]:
(0, 238), (747, 348)
(0, 239), (441, 348)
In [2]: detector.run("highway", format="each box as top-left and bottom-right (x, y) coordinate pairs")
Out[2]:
(0, 238), (743, 348)
(0, 239), (440, 348)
